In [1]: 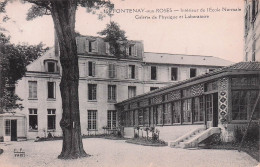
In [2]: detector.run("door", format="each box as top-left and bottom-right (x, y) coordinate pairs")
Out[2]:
(212, 93), (218, 127)
(11, 120), (17, 141)
(206, 94), (213, 128)
(206, 93), (218, 128)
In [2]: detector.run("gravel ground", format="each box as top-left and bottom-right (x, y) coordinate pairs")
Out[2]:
(0, 138), (258, 167)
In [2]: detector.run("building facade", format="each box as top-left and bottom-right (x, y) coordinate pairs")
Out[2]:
(244, 0), (260, 61)
(116, 62), (260, 142)
(0, 35), (233, 141)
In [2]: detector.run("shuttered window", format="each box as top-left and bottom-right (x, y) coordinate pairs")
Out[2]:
(108, 64), (116, 78)
(29, 81), (37, 99)
(88, 84), (97, 101)
(88, 61), (95, 77)
(108, 85), (116, 101)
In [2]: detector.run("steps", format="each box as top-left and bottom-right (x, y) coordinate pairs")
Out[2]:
(169, 127), (220, 148)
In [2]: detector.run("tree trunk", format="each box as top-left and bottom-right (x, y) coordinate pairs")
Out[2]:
(50, 1), (87, 159)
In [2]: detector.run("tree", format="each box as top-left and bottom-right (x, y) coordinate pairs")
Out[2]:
(98, 21), (127, 58)
(0, 32), (48, 113)
(0, 0), (114, 159)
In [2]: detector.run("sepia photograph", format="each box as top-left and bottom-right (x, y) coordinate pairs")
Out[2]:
(0, 0), (259, 166)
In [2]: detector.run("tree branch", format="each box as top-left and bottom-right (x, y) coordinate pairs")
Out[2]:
(24, 0), (51, 10)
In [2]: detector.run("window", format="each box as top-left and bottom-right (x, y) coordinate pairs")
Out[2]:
(88, 40), (98, 53)
(143, 108), (149, 126)
(47, 109), (56, 130)
(88, 84), (97, 101)
(107, 110), (116, 129)
(47, 62), (55, 72)
(194, 97), (204, 122)
(172, 101), (181, 123)
(232, 91), (247, 120)
(128, 65), (135, 79)
(138, 109), (143, 126)
(206, 94), (213, 121)
(45, 60), (57, 73)
(108, 64), (116, 78)
(156, 105), (163, 125)
(150, 87), (159, 91)
(190, 68), (197, 78)
(88, 110), (97, 130)
(5, 119), (11, 136)
(127, 45), (137, 56)
(232, 90), (259, 120)
(171, 67), (178, 81)
(88, 61), (95, 77)
(128, 86), (136, 98)
(252, 40), (256, 61)
(164, 103), (172, 124)
(29, 109), (38, 130)
(108, 85), (116, 101)
(47, 82), (55, 99)
(151, 66), (157, 80)
(29, 81), (37, 99)
(182, 99), (192, 123)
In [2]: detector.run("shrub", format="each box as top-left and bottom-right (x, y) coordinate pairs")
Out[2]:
(134, 133), (139, 138)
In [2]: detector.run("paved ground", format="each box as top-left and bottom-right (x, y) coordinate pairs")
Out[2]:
(0, 138), (258, 167)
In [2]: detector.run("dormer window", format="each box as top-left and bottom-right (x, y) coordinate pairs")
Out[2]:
(44, 60), (58, 73)
(48, 62), (55, 72)
(86, 40), (98, 53)
(126, 44), (137, 56)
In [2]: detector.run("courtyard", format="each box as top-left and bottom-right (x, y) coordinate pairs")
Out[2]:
(0, 138), (258, 167)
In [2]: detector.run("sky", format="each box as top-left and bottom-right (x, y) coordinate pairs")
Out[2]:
(2, 0), (245, 62)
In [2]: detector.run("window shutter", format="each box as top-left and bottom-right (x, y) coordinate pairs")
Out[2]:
(105, 42), (110, 54)
(29, 82), (32, 98)
(125, 65), (128, 79)
(79, 62), (86, 77)
(135, 45), (138, 56)
(85, 61), (88, 77)
(90, 41), (98, 52)
(85, 39), (89, 53)
(135, 66), (138, 79)
(92, 62), (96, 76)
(126, 46), (129, 56)
(108, 64), (112, 78)
(147, 66), (151, 81)
(128, 66), (132, 79)
(108, 86), (111, 100)
(114, 64), (117, 78)
(132, 45), (137, 56)
(33, 82), (37, 98)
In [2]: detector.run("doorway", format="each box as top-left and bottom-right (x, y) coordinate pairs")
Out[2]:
(4, 119), (17, 141)
(11, 120), (17, 141)
(206, 93), (218, 128)
(212, 93), (218, 127)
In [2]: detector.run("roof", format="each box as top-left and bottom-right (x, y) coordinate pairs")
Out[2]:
(117, 61), (260, 105)
(143, 52), (234, 66)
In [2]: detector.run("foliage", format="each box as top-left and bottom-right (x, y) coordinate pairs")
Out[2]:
(0, 33), (48, 112)
(98, 21), (127, 58)
(1, 0), (114, 159)
(134, 133), (139, 138)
